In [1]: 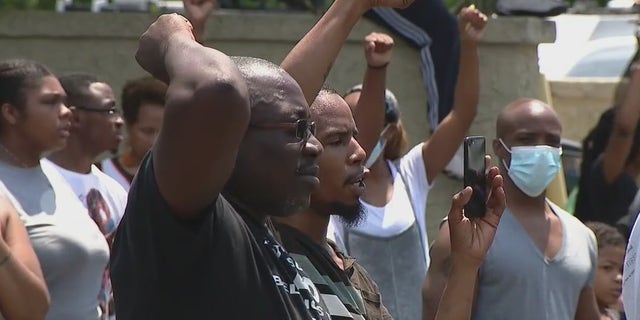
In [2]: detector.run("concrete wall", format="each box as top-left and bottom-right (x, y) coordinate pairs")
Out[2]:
(549, 79), (618, 142)
(0, 11), (581, 243)
(0, 10), (429, 145)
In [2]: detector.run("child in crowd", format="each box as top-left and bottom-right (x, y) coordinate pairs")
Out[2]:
(586, 221), (627, 320)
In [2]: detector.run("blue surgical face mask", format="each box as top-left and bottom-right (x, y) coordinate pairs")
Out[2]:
(498, 139), (562, 197)
(365, 125), (392, 168)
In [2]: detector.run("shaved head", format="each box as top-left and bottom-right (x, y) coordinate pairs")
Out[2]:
(310, 88), (341, 116)
(496, 99), (560, 139)
(493, 98), (563, 198)
(231, 56), (291, 109)
(230, 56), (307, 123)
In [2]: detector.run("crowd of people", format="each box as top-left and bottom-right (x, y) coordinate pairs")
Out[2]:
(0, 0), (639, 319)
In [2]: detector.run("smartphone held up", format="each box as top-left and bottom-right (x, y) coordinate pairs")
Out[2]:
(463, 136), (487, 218)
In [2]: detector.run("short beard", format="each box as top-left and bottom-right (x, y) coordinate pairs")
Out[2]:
(331, 202), (365, 228)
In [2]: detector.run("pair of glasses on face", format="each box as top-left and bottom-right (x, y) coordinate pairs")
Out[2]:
(70, 105), (121, 117)
(250, 119), (316, 143)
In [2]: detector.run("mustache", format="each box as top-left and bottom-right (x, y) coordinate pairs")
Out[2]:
(344, 166), (369, 185)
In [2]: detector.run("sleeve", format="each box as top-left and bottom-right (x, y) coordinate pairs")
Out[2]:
(113, 152), (218, 272)
(110, 153), (222, 319)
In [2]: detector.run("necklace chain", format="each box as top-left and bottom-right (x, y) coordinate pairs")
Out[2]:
(0, 143), (29, 168)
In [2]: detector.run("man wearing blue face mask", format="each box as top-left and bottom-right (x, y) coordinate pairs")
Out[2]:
(424, 99), (600, 320)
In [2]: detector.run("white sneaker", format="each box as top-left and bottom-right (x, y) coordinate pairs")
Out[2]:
(496, 0), (568, 16)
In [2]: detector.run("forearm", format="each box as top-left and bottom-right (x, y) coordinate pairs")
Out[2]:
(434, 263), (479, 320)
(0, 243), (49, 320)
(450, 39), (480, 123)
(614, 68), (640, 134)
(353, 66), (387, 154)
(602, 68), (640, 182)
(421, 39), (480, 181)
(164, 37), (243, 93)
(281, 0), (369, 105)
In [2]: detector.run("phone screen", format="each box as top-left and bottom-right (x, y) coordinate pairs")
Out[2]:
(464, 136), (487, 218)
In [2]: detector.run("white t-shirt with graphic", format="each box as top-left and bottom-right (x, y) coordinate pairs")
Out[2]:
(44, 159), (127, 234)
(100, 158), (132, 192)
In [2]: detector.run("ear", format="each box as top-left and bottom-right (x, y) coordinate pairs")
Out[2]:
(1, 102), (20, 126)
(70, 108), (82, 128)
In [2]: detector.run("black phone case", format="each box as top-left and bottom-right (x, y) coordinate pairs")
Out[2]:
(463, 136), (487, 218)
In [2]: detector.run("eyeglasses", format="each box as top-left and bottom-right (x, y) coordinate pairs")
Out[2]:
(249, 119), (316, 143)
(71, 105), (121, 117)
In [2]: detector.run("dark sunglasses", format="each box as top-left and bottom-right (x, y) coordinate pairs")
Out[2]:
(71, 105), (120, 117)
(250, 118), (316, 143)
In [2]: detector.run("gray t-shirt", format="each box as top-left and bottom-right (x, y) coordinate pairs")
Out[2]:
(0, 160), (109, 320)
(473, 202), (597, 320)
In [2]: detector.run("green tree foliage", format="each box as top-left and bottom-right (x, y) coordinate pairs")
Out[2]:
(0, 0), (57, 10)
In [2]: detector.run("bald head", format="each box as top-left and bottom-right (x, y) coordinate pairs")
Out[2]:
(496, 99), (561, 139)
(310, 88), (341, 114)
(230, 56), (307, 123)
(231, 56), (294, 108)
(310, 88), (354, 133)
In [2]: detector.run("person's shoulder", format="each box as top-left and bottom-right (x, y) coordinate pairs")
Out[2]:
(211, 194), (245, 226)
(550, 201), (597, 242)
(350, 260), (377, 286)
(551, 201), (583, 226)
(400, 142), (426, 162)
(40, 158), (56, 169)
(91, 165), (128, 197)
(216, 194), (236, 213)
(98, 157), (115, 171)
(273, 222), (313, 253)
(40, 159), (72, 188)
(548, 201), (570, 215)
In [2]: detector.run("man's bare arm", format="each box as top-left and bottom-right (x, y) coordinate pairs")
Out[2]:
(423, 222), (452, 320)
(433, 162), (505, 320)
(0, 197), (50, 319)
(422, 7), (486, 184)
(281, 0), (411, 106)
(350, 33), (394, 156)
(137, 14), (250, 218)
(602, 65), (640, 183)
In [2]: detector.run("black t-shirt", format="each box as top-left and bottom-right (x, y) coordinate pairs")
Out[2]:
(576, 157), (638, 226)
(275, 223), (372, 320)
(110, 154), (330, 320)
